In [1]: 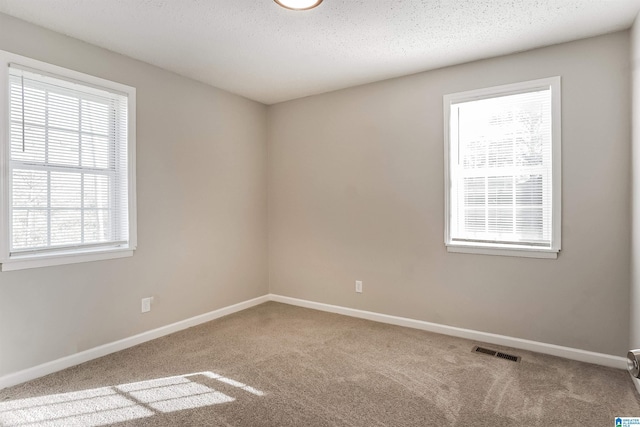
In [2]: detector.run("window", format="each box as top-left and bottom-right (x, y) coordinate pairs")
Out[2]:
(0, 51), (136, 271)
(444, 77), (561, 258)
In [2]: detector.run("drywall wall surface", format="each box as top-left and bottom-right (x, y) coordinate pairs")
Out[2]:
(631, 13), (640, 354)
(268, 31), (631, 356)
(0, 13), (268, 376)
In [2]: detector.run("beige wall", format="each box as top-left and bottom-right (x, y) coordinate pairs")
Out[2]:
(0, 12), (633, 379)
(0, 13), (269, 376)
(631, 14), (640, 353)
(268, 32), (631, 356)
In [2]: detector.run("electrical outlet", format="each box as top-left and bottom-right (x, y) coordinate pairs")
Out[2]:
(355, 280), (363, 293)
(141, 297), (153, 313)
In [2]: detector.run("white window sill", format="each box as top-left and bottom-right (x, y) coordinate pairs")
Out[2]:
(446, 243), (559, 259)
(1, 247), (134, 271)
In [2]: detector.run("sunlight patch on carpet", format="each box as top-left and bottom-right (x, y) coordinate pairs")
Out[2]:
(0, 371), (264, 426)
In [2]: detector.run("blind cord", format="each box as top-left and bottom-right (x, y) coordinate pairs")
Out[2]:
(21, 75), (25, 152)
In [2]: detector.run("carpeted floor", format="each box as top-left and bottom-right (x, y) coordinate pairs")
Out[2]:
(0, 301), (638, 426)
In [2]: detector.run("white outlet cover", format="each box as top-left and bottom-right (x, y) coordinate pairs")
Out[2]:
(355, 281), (363, 293)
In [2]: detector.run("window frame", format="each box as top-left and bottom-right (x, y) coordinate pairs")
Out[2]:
(443, 77), (561, 259)
(0, 50), (137, 271)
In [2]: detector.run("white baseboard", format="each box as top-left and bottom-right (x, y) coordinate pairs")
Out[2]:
(0, 292), (628, 390)
(0, 295), (269, 390)
(269, 294), (627, 370)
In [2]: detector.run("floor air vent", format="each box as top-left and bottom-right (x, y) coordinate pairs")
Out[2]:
(472, 346), (521, 362)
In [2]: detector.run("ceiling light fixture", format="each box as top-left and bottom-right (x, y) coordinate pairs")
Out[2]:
(274, 0), (323, 11)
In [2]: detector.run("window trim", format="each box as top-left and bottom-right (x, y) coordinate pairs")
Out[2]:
(443, 77), (561, 259)
(0, 50), (137, 271)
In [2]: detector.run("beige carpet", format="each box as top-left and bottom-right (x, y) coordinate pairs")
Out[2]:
(0, 301), (638, 426)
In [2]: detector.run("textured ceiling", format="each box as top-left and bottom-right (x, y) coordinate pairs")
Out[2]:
(0, 0), (639, 104)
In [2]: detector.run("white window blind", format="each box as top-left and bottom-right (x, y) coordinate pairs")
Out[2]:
(445, 78), (560, 256)
(8, 65), (130, 256)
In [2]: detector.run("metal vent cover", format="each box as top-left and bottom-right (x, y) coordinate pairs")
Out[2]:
(472, 346), (521, 362)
